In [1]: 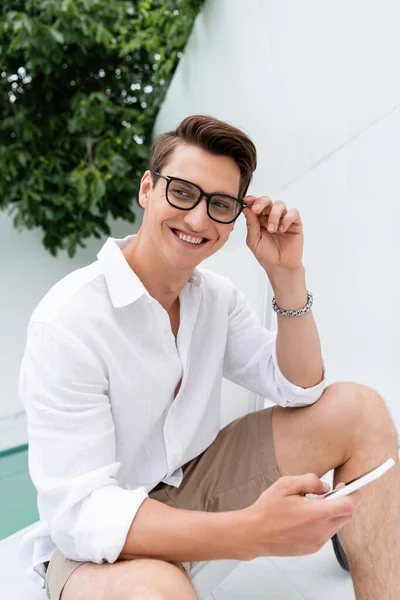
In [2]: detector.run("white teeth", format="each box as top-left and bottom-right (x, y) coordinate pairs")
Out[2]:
(176, 231), (203, 245)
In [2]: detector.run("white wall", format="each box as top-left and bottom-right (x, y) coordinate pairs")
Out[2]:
(154, 0), (400, 431)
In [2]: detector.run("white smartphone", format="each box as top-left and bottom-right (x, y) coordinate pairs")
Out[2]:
(322, 458), (396, 501)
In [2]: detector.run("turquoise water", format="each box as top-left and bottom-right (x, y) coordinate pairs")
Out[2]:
(0, 447), (39, 540)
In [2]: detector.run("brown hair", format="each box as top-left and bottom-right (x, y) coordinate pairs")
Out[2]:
(148, 114), (257, 199)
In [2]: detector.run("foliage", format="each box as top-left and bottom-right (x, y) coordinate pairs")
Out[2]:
(0, 0), (204, 257)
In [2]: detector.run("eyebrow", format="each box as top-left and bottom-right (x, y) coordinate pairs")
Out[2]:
(175, 176), (239, 199)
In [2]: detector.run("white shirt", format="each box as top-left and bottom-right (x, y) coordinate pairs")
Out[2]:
(18, 234), (327, 588)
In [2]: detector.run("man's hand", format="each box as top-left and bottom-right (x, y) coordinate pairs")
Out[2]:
(243, 195), (304, 273)
(240, 474), (362, 560)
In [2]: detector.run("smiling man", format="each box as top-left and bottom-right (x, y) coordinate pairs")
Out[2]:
(19, 115), (399, 600)
(122, 141), (243, 320)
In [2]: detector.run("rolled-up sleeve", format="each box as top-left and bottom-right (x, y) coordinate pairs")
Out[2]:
(222, 281), (328, 407)
(19, 321), (148, 564)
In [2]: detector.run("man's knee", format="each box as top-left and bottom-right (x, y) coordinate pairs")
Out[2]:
(130, 584), (195, 600)
(60, 557), (198, 600)
(324, 382), (388, 418)
(120, 559), (197, 600)
(116, 560), (195, 600)
(325, 382), (397, 445)
(130, 587), (165, 600)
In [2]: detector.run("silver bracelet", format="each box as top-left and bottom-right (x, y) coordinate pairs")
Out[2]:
(272, 291), (313, 317)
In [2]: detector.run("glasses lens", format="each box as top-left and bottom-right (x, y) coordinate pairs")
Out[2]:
(168, 180), (200, 207)
(209, 196), (241, 222)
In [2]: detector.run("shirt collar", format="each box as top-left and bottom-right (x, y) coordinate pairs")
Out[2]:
(97, 234), (202, 308)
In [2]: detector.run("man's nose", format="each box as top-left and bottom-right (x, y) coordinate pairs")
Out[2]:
(182, 196), (211, 230)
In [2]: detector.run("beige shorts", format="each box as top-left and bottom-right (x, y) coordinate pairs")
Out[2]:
(45, 405), (281, 599)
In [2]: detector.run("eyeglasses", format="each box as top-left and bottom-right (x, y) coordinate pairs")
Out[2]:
(152, 172), (246, 224)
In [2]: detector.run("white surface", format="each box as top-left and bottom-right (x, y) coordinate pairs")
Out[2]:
(206, 540), (355, 599)
(259, 0), (400, 179)
(0, 526), (47, 600)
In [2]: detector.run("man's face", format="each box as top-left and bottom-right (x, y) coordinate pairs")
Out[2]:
(138, 143), (242, 273)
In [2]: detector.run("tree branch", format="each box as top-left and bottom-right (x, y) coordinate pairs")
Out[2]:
(85, 133), (106, 165)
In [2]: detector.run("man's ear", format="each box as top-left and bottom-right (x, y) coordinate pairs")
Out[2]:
(138, 170), (152, 209)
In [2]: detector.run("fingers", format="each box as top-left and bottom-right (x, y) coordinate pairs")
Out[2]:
(300, 479), (360, 517)
(266, 200), (288, 232)
(282, 473), (331, 497)
(323, 489), (362, 520)
(328, 515), (354, 538)
(243, 196), (291, 233)
(244, 196), (273, 214)
(328, 494), (362, 527)
(279, 208), (301, 232)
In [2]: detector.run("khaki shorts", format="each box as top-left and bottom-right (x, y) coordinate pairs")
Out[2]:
(45, 405), (281, 599)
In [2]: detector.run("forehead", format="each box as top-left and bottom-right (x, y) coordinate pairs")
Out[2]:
(165, 143), (241, 197)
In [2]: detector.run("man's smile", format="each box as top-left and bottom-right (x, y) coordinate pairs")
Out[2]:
(169, 227), (210, 248)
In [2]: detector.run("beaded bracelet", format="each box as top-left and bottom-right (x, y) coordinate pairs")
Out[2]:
(272, 291), (313, 317)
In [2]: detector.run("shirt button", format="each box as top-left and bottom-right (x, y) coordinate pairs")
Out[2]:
(148, 298), (154, 305)
(170, 405), (176, 414)
(172, 455), (180, 465)
(163, 327), (170, 334)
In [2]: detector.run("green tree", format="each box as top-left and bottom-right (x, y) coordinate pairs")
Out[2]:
(0, 0), (204, 257)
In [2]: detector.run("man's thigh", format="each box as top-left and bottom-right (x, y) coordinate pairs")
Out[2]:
(46, 548), (197, 600)
(163, 406), (281, 513)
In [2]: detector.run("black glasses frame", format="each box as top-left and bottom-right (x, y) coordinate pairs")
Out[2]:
(153, 171), (246, 224)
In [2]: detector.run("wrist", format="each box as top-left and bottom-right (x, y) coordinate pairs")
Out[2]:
(267, 264), (306, 286)
(268, 266), (308, 311)
(234, 506), (265, 562)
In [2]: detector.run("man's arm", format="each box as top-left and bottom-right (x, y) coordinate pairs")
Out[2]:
(268, 265), (324, 389)
(120, 498), (252, 563)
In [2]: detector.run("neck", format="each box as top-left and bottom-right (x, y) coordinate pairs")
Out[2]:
(122, 229), (191, 313)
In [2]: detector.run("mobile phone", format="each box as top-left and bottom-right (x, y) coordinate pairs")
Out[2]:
(323, 458), (396, 501)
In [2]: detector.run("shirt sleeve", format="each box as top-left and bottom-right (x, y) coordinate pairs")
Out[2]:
(18, 321), (148, 564)
(222, 280), (328, 407)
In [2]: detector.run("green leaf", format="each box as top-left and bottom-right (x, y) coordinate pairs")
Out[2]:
(49, 27), (65, 45)
(91, 177), (106, 203)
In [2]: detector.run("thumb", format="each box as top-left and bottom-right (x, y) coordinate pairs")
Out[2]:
(316, 482), (344, 499)
(243, 204), (261, 248)
(283, 473), (331, 496)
